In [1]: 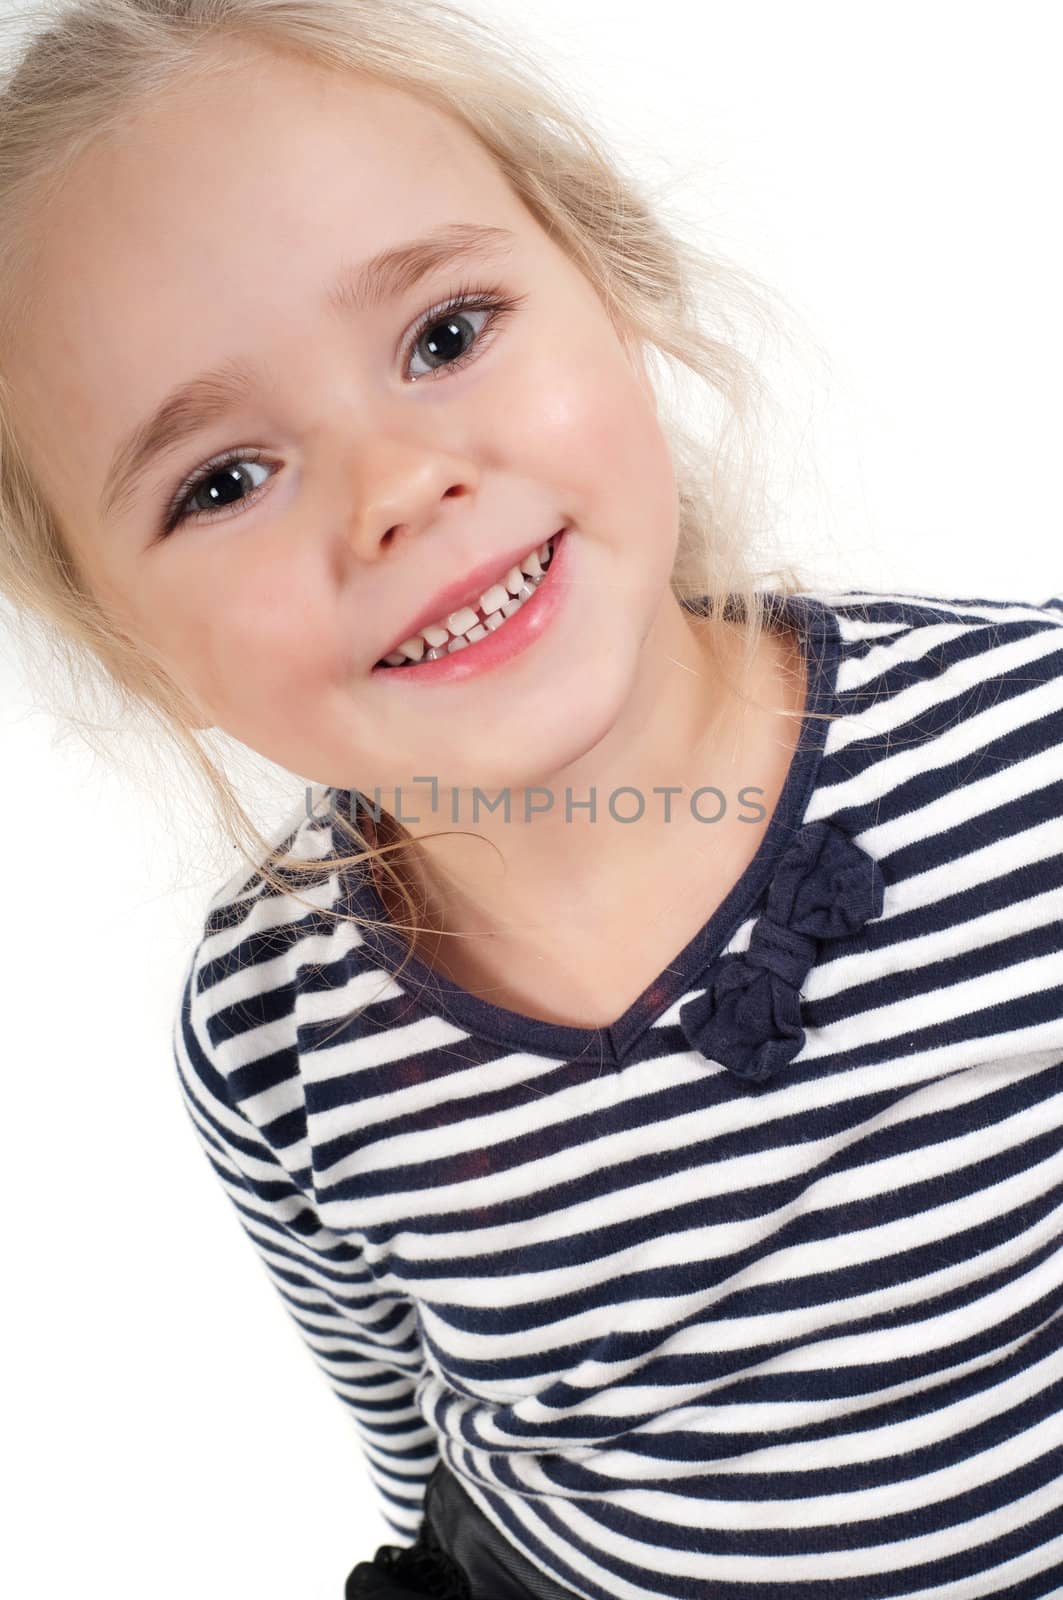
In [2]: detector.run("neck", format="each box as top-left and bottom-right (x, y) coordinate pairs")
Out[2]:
(359, 592), (805, 951)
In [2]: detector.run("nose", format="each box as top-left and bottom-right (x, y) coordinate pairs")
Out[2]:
(340, 445), (479, 564)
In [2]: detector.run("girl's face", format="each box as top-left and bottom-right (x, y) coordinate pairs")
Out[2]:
(7, 43), (683, 793)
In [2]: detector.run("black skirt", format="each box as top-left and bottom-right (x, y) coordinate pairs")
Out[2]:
(345, 1460), (585, 1600)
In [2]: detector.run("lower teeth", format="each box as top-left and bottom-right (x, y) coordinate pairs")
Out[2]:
(378, 540), (556, 668)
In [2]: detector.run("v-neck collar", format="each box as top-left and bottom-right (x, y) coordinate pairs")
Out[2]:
(336, 591), (843, 1066)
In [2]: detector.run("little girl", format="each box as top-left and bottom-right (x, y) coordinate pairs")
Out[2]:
(1, 3), (1061, 1598)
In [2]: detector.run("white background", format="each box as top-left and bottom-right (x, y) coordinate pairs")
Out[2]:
(1, 2), (1059, 1596)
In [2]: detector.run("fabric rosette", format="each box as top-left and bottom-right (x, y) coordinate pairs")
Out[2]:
(678, 818), (886, 1083)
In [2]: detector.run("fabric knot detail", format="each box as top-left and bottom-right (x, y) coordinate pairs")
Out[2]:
(678, 819), (885, 1085)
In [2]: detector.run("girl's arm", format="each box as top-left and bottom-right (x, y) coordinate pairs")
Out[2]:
(173, 955), (438, 1546)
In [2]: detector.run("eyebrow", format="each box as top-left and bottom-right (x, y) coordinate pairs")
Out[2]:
(98, 221), (516, 522)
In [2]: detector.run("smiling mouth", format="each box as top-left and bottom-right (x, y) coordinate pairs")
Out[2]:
(375, 534), (560, 668)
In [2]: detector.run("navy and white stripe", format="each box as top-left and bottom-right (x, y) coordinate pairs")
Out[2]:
(174, 589), (1063, 1600)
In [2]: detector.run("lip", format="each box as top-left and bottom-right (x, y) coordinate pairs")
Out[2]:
(375, 530), (566, 665)
(371, 527), (570, 686)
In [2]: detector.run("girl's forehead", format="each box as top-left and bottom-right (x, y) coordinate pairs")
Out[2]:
(24, 48), (502, 289)
(164, 51), (474, 165)
(83, 54), (493, 205)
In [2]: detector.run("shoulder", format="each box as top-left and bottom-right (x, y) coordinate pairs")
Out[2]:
(821, 586), (1063, 643)
(798, 587), (1063, 1043)
(816, 584), (1063, 851)
(812, 587), (1063, 730)
(813, 586), (1063, 648)
(800, 586), (1063, 895)
(173, 791), (325, 1064)
(173, 788), (412, 1116)
(177, 793), (330, 1020)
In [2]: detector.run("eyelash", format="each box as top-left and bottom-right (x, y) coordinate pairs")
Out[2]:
(156, 280), (523, 539)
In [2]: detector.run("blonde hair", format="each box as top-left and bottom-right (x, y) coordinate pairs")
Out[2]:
(0, 0), (842, 980)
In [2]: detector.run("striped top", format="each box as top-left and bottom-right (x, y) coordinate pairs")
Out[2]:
(173, 588), (1063, 1600)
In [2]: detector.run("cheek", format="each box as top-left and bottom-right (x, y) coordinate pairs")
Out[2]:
(135, 545), (330, 709)
(496, 334), (676, 519)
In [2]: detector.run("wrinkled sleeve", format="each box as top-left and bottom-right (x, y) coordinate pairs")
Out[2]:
(172, 950), (438, 1544)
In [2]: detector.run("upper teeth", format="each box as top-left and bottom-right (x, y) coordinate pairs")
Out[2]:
(383, 539), (556, 664)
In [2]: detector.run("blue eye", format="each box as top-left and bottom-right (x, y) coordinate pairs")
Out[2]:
(155, 282), (524, 540)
